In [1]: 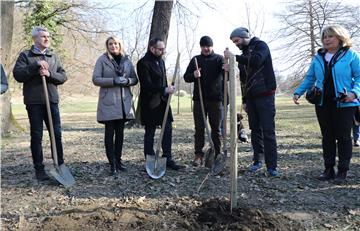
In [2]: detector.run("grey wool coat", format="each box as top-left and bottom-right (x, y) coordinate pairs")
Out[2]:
(92, 53), (138, 123)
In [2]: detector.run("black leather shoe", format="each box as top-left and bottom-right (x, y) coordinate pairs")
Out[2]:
(35, 170), (50, 181)
(334, 171), (347, 184)
(116, 162), (127, 172)
(317, 168), (335, 181)
(167, 160), (182, 171)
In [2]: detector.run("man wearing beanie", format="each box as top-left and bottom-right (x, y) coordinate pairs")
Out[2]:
(184, 35), (225, 167)
(225, 27), (279, 177)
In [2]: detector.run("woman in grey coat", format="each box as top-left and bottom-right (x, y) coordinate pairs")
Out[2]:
(93, 36), (138, 175)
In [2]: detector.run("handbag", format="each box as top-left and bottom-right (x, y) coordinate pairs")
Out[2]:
(305, 86), (322, 105)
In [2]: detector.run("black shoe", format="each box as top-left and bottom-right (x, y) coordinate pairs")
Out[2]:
(334, 171), (347, 184)
(167, 160), (182, 171)
(116, 162), (127, 172)
(317, 168), (335, 181)
(110, 165), (118, 176)
(35, 170), (50, 181)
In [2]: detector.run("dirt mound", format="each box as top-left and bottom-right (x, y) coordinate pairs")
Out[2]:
(195, 198), (303, 231)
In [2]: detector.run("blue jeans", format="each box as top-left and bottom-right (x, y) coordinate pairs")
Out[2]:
(26, 104), (64, 171)
(246, 95), (278, 169)
(353, 123), (360, 141)
(144, 117), (172, 161)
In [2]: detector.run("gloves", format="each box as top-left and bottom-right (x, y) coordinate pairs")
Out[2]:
(236, 54), (248, 65)
(113, 76), (129, 86)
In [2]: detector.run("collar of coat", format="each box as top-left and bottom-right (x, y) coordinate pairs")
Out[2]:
(30, 45), (53, 57)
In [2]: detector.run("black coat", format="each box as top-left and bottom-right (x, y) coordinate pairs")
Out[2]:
(137, 51), (173, 126)
(236, 37), (276, 101)
(183, 52), (224, 102)
(13, 46), (67, 105)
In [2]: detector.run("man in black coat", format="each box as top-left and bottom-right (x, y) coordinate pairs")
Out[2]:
(13, 26), (67, 181)
(137, 38), (181, 170)
(183, 36), (224, 166)
(226, 27), (279, 177)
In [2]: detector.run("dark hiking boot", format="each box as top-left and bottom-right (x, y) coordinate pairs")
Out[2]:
(35, 170), (50, 181)
(317, 168), (335, 181)
(334, 171), (347, 184)
(167, 160), (183, 171)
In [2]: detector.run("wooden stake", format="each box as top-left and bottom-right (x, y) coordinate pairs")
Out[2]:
(228, 51), (238, 212)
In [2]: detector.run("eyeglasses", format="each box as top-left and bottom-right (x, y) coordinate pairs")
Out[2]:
(155, 47), (166, 51)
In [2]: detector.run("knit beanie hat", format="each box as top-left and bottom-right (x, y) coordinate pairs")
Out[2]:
(199, 36), (213, 47)
(230, 27), (250, 39)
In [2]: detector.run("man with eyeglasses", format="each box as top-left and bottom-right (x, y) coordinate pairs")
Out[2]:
(13, 26), (68, 181)
(137, 37), (182, 171)
(225, 27), (279, 177)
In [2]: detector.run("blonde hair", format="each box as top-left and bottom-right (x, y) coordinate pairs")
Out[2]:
(105, 36), (125, 57)
(321, 25), (352, 48)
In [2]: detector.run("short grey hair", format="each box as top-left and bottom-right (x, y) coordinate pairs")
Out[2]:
(31, 26), (49, 37)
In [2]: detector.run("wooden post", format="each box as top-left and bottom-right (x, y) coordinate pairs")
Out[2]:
(228, 52), (238, 211)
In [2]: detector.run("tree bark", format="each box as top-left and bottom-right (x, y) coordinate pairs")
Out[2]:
(149, 0), (174, 45)
(1, 1), (15, 136)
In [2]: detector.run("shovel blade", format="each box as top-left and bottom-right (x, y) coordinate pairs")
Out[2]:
(204, 147), (215, 168)
(211, 153), (227, 175)
(145, 155), (167, 179)
(49, 164), (75, 188)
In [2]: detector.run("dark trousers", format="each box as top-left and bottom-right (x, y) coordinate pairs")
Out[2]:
(315, 102), (355, 171)
(193, 100), (222, 156)
(26, 104), (64, 171)
(104, 120), (125, 166)
(247, 95), (277, 169)
(144, 117), (172, 161)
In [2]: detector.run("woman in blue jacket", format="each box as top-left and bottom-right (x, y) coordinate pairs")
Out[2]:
(293, 25), (360, 183)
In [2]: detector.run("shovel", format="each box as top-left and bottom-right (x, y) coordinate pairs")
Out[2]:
(194, 58), (215, 168)
(42, 76), (75, 187)
(146, 71), (178, 179)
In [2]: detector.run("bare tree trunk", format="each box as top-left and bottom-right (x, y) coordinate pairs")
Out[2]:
(1, 1), (15, 136)
(149, 0), (174, 44)
(309, 0), (316, 57)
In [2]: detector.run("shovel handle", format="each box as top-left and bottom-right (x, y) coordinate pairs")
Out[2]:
(223, 48), (229, 153)
(42, 76), (59, 167)
(194, 58), (214, 149)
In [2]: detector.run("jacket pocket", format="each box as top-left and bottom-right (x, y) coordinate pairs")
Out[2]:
(100, 89), (115, 106)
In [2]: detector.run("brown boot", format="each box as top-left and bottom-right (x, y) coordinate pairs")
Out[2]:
(192, 154), (203, 167)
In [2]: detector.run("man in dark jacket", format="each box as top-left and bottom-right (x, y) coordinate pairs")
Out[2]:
(184, 36), (224, 166)
(226, 27), (279, 176)
(13, 26), (67, 181)
(137, 38), (181, 170)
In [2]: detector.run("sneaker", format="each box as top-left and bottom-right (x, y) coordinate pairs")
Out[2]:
(192, 154), (203, 167)
(267, 168), (280, 177)
(167, 160), (183, 171)
(249, 162), (262, 172)
(239, 129), (248, 142)
(354, 140), (360, 147)
(116, 162), (127, 172)
(35, 170), (50, 181)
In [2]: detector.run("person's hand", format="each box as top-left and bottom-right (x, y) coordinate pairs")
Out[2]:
(165, 85), (175, 94)
(242, 103), (248, 113)
(39, 68), (50, 77)
(343, 92), (356, 102)
(222, 63), (230, 72)
(194, 68), (201, 78)
(114, 76), (129, 86)
(37, 60), (49, 70)
(224, 49), (231, 59)
(293, 94), (300, 105)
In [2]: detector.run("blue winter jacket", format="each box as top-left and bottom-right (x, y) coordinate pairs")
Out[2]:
(294, 48), (360, 108)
